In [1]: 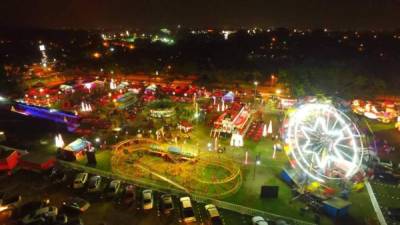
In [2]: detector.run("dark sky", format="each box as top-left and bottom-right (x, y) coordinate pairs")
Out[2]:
(1, 0), (400, 30)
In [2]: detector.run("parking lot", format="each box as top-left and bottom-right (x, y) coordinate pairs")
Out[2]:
(0, 169), (259, 225)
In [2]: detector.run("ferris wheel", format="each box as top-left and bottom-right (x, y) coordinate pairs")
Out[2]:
(286, 103), (364, 182)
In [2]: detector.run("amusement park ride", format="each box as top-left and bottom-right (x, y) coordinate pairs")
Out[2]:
(281, 102), (369, 217)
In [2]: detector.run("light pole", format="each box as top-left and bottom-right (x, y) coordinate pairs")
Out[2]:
(253, 81), (258, 103)
(253, 153), (261, 180)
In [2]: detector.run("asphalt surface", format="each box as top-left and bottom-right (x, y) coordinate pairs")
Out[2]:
(0, 169), (257, 225)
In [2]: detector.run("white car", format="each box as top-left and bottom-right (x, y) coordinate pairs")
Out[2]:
(0, 194), (22, 211)
(205, 204), (223, 225)
(180, 197), (196, 223)
(73, 173), (88, 189)
(22, 206), (58, 224)
(252, 216), (269, 225)
(142, 189), (153, 210)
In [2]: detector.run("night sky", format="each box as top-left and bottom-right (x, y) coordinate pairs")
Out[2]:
(1, 0), (399, 30)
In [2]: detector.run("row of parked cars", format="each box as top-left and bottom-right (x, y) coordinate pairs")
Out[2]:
(52, 168), (284, 225)
(0, 195), (87, 225)
(69, 171), (225, 224)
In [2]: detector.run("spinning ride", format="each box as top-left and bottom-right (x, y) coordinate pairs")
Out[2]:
(286, 103), (364, 182)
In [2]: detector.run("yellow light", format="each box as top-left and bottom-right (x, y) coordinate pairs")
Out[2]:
(92, 52), (101, 58)
(276, 89), (282, 95)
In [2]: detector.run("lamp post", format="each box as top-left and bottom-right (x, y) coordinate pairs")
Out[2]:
(253, 153), (261, 180)
(253, 81), (258, 102)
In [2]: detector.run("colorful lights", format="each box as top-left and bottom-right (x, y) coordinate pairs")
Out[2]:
(286, 103), (364, 182)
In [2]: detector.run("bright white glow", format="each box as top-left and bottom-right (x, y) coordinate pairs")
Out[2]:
(286, 103), (363, 182)
(267, 120), (273, 134)
(80, 102), (92, 112)
(0, 96), (6, 101)
(55, 134), (65, 148)
(262, 124), (267, 137)
(95, 137), (101, 143)
(39, 44), (45, 51)
(364, 112), (378, 120)
(110, 79), (117, 90)
(230, 133), (244, 147)
(84, 83), (92, 90)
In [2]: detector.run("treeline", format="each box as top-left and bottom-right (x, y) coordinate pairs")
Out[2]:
(2, 28), (400, 98)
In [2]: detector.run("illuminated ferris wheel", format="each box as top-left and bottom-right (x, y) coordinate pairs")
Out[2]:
(286, 103), (364, 182)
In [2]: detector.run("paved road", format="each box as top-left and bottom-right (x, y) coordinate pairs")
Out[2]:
(0, 170), (256, 225)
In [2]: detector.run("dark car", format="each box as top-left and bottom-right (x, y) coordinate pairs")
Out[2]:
(375, 172), (399, 185)
(121, 185), (135, 206)
(65, 217), (84, 225)
(87, 176), (102, 193)
(49, 168), (67, 184)
(52, 214), (68, 225)
(161, 194), (174, 214)
(388, 207), (400, 221)
(62, 197), (90, 213)
(103, 180), (121, 199)
(0, 194), (22, 210)
(17, 199), (50, 218)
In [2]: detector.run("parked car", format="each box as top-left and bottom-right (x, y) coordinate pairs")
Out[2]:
(17, 198), (50, 218)
(22, 206), (58, 224)
(275, 219), (290, 225)
(65, 217), (84, 225)
(87, 175), (102, 193)
(142, 189), (153, 210)
(375, 172), (399, 185)
(252, 216), (269, 225)
(54, 214), (68, 224)
(0, 194), (22, 211)
(388, 207), (400, 221)
(73, 173), (88, 189)
(161, 194), (174, 214)
(62, 197), (90, 213)
(205, 204), (223, 225)
(121, 184), (135, 206)
(379, 159), (394, 170)
(104, 180), (121, 198)
(180, 197), (196, 223)
(49, 168), (67, 184)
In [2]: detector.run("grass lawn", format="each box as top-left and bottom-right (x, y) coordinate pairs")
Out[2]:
(75, 150), (112, 171)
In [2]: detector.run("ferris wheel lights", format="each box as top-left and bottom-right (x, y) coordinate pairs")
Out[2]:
(286, 103), (364, 182)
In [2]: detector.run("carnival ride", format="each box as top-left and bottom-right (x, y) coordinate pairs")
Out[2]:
(282, 102), (369, 217)
(286, 103), (364, 183)
(11, 102), (80, 131)
(213, 106), (251, 135)
(111, 138), (242, 198)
